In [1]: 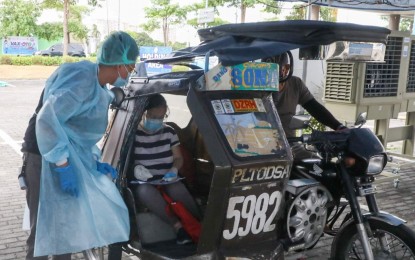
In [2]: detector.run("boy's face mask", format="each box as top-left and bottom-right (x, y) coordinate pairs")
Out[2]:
(143, 118), (163, 133)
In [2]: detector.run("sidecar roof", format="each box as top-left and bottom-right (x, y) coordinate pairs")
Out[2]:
(147, 20), (391, 66)
(129, 20), (391, 96)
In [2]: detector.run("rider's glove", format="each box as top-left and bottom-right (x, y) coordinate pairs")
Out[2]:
(96, 161), (118, 179)
(336, 124), (347, 131)
(162, 167), (178, 182)
(54, 164), (79, 197)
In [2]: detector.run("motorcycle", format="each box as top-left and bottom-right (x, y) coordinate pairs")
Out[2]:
(283, 114), (415, 259)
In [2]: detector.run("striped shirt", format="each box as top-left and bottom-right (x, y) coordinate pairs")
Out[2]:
(134, 125), (180, 176)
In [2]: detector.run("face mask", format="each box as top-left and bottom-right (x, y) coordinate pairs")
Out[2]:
(143, 118), (163, 133)
(112, 66), (131, 87)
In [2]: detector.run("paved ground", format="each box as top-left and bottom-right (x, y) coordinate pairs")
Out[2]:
(0, 79), (414, 260)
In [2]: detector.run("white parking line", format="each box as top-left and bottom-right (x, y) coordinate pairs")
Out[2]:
(0, 129), (22, 156)
(0, 81), (16, 87)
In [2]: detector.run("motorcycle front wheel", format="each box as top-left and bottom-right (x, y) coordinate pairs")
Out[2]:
(332, 219), (415, 259)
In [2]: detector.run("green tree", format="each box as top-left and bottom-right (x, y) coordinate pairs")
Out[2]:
(170, 41), (187, 50)
(90, 24), (101, 49)
(380, 15), (412, 31)
(91, 24), (101, 40)
(186, 1), (228, 29)
(259, 0), (282, 20)
(0, 0), (41, 37)
(285, 5), (337, 21)
(320, 7), (337, 22)
(187, 17), (229, 30)
(285, 4), (306, 20)
(400, 18), (413, 32)
(126, 31), (157, 47)
(142, 0), (188, 46)
(41, 0), (100, 56)
(67, 5), (90, 41)
(221, 0), (256, 23)
(36, 22), (63, 41)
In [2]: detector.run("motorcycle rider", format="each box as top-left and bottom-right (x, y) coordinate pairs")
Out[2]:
(273, 61), (346, 160)
(275, 63), (345, 138)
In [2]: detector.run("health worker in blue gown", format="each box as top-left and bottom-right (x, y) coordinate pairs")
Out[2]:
(33, 31), (138, 257)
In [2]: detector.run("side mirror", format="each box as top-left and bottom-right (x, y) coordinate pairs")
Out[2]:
(289, 114), (311, 130)
(110, 87), (125, 108)
(354, 112), (367, 126)
(299, 45), (324, 60)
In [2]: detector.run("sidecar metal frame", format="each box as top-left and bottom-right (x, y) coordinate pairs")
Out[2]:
(100, 20), (390, 260)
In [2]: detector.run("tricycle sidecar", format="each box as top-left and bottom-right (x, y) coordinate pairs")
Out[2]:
(102, 64), (290, 259)
(100, 20), (390, 260)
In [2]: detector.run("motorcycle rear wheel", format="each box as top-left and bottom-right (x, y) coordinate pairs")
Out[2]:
(332, 219), (415, 259)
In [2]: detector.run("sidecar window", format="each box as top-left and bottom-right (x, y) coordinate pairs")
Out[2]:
(164, 94), (191, 128)
(212, 98), (285, 157)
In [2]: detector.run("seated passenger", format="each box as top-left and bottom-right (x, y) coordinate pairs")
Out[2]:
(133, 94), (200, 245)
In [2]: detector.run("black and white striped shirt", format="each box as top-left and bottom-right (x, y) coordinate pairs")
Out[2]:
(134, 125), (180, 176)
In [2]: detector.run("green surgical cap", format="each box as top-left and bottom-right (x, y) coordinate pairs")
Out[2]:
(97, 31), (139, 65)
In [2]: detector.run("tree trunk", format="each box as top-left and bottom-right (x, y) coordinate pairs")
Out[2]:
(240, 4), (246, 23)
(163, 18), (168, 46)
(63, 0), (69, 56)
(310, 5), (319, 21)
(389, 14), (400, 31)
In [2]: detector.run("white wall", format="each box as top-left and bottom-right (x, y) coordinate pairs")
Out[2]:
(291, 49), (326, 102)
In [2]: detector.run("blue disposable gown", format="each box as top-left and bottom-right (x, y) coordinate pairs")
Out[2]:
(34, 61), (129, 256)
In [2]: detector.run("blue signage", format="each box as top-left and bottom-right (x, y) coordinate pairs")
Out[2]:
(140, 46), (173, 75)
(2, 36), (38, 55)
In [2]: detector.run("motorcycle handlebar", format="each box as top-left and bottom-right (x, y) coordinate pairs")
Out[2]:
(287, 130), (350, 145)
(286, 136), (305, 143)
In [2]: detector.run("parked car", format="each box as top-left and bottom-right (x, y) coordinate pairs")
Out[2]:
(35, 43), (85, 57)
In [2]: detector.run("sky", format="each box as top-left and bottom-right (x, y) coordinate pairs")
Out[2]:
(38, 0), (390, 45)
(88, 0), (388, 25)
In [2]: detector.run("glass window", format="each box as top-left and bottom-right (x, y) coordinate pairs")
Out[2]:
(212, 97), (285, 157)
(164, 94), (192, 128)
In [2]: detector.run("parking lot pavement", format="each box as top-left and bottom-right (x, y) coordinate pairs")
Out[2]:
(0, 80), (42, 260)
(1, 80), (415, 260)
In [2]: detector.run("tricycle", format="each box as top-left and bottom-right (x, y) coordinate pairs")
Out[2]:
(99, 20), (414, 259)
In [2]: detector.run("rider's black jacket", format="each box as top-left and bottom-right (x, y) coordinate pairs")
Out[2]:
(303, 98), (343, 131)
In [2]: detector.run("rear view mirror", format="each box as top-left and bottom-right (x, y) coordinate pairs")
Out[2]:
(299, 45), (324, 60)
(110, 87), (125, 108)
(354, 112), (367, 126)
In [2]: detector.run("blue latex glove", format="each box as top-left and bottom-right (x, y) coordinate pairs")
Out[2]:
(54, 164), (79, 197)
(96, 161), (118, 179)
(162, 172), (178, 182)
